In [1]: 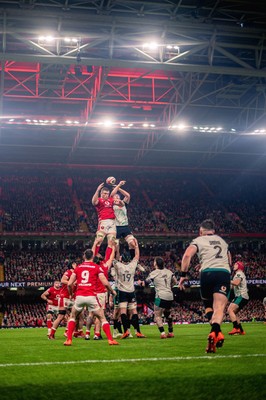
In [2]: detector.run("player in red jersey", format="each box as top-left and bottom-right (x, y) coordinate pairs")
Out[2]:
(85, 242), (116, 340)
(48, 261), (77, 339)
(64, 249), (119, 346)
(41, 280), (61, 336)
(91, 181), (125, 261)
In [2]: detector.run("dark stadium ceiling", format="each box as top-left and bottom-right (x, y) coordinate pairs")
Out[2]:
(0, 0), (266, 172)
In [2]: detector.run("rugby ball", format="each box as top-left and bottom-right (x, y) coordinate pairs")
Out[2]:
(106, 176), (116, 185)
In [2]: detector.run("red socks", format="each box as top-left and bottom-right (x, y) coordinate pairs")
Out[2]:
(67, 320), (76, 340)
(105, 246), (112, 261)
(102, 322), (113, 341)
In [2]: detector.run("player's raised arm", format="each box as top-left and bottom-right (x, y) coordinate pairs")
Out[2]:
(133, 240), (140, 261)
(117, 187), (131, 204)
(110, 180), (126, 197)
(92, 182), (104, 205)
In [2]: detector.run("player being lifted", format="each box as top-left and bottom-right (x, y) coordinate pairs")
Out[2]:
(112, 182), (138, 260)
(91, 180), (125, 261)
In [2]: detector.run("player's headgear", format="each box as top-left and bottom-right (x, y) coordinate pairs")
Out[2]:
(235, 261), (244, 271)
(121, 252), (131, 263)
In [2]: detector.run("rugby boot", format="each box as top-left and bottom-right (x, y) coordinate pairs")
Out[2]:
(228, 328), (241, 335)
(206, 331), (216, 353)
(216, 332), (225, 348)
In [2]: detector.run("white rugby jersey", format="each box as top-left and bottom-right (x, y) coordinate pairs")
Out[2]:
(113, 258), (138, 292)
(190, 234), (230, 273)
(146, 268), (174, 301)
(233, 270), (249, 299)
(113, 204), (129, 226)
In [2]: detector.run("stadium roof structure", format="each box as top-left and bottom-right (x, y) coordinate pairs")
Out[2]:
(0, 0), (266, 173)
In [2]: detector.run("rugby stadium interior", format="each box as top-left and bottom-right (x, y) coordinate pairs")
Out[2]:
(0, 0), (265, 363)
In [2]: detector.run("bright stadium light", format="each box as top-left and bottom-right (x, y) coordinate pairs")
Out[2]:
(102, 120), (114, 128)
(143, 42), (159, 50)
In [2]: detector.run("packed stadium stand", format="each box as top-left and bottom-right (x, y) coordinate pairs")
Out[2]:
(0, 168), (265, 328)
(1, 170), (265, 234)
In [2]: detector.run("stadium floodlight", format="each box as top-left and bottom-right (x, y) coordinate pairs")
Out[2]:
(120, 123), (134, 129)
(166, 44), (180, 52)
(177, 123), (186, 130)
(38, 35), (54, 42)
(143, 42), (159, 51)
(102, 120), (114, 128)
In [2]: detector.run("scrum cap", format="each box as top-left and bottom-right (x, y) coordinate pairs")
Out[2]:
(235, 261), (244, 271)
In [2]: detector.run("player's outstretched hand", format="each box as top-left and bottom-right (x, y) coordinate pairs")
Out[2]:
(97, 182), (105, 191)
(178, 277), (188, 291)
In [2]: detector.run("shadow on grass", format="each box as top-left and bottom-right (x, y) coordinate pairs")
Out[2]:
(2, 374), (265, 400)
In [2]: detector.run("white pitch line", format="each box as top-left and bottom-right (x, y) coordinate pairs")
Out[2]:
(0, 354), (265, 368)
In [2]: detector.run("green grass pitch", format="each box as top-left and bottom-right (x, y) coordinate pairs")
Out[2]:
(0, 323), (265, 400)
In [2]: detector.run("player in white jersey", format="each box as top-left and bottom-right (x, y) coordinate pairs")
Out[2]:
(179, 219), (231, 353)
(263, 297), (266, 323)
(113, 241), (146, 339)
(109, 271), (123, 338)
(113, 185), (138, 260)
(228, 261), (249, 335)
(145, 257), (178, 339)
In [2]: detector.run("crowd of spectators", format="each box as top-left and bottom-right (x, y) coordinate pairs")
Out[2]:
(0, 171), (265, 234)
(1, 299), (264, 328)
(1, 176), (79, 232)
(1, 303), (46, 328)
(2, 244), (265, 282)
(3, 250), (80, 282)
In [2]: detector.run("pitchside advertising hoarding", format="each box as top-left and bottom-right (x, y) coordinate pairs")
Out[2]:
(0, 279), (265, 289)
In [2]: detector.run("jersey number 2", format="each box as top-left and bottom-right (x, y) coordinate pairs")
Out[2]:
(214, 245), (222, 259)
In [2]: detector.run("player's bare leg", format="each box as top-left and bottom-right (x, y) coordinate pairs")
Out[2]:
(74, 310), (85, 338)
(206, 293), (228, 353)
(85, 312), (94, 340)
(154, 306), (167, 338)
(46, 312), (53, 336)
(93, 308), (119, 345)
(228, 303), (245, 334)
(49, 311), (65, 339)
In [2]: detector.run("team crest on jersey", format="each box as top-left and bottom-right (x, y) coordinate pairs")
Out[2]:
(220, 286), (227, 292)
(104, 201), (110, 206)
